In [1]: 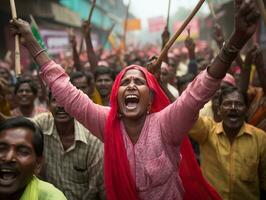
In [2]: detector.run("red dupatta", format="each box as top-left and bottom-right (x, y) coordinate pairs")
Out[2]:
(104, 65), (221, 200)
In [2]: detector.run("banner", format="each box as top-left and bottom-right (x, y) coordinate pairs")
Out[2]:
(40, 30), (69, 54)
(148, 16), (165, 32)
(125, 18), (141, 31)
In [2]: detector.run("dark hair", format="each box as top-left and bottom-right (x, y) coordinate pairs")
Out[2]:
(70, 71), (94, 85)
(0, 117), (44, 157)
(218, 86), (248, 106)
(94, 66), (115, 81)
(14, 79), (38, 96)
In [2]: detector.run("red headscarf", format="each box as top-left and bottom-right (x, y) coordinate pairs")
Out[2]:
(104, 65), (221, 200)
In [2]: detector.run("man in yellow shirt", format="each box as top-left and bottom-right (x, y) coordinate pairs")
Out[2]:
(189, 87), (266, 200)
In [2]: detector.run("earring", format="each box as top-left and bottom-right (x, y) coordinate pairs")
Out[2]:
(147, 104), (151, 114)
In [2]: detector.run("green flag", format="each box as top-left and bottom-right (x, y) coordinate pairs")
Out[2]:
(30, 15), (46, 49)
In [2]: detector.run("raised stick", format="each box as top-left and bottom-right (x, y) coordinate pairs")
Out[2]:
(9, 0), (21, 76)
(122, 0), (131, 50)
(88, 0), (96, 23)
(155, 0), (205, 65)
(166, 0), (171, 28)
(79, 0), (97, 54)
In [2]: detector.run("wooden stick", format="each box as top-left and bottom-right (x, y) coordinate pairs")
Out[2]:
(9, 0), (21, 76)
(255, 0), (266, 27)
(79, 36), (84, 55)
(155, 0), (205, 65)
(166, 0), (171, 28)
(122, 0), (131, 50)
(88, 0), (96, 23)
(79, 0), (97, 55)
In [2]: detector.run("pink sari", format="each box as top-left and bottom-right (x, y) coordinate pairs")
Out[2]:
(104, 65), (221, 200)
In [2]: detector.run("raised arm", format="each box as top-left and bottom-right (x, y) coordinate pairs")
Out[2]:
(82, 21), (99, 74)
(212, 22), (244, 69)
(159, 0), (260, 144)
(69, 33), (82, 71)
(212, 23), (224, 49)
(9, 19), (108, 141)
(207, 0), (259, 79)
(184, 29), (197, 75)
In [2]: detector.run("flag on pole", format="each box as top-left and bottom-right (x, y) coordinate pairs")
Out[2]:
(30, 15), (46, 49)
(125, 18), (141, 31)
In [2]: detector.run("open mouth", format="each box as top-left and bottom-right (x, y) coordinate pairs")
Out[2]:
(124, 94), (139, 110)
(227, 113), (239, 121)
(56, 111), (67, 115)
(0, 168), (18, 186)
(20, 97), (30, 103)
(56, 111), (70, 119)
(21, 97), (29, 101)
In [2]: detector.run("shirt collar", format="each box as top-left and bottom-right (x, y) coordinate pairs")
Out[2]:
(43, 114), (88, 145)
(73, 120), (88, 144)
(216, 122), (253, 136)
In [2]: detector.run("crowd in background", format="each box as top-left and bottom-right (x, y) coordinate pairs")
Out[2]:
(0, 2), (265, 199)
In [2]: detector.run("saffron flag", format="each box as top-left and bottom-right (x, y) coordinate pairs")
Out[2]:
(125, 18), (141, 31)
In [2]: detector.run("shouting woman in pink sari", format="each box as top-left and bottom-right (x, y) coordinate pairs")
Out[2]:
(10, 0), (259, 199)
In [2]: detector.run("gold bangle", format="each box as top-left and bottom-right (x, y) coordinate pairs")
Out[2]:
(33, 49), (46, 59)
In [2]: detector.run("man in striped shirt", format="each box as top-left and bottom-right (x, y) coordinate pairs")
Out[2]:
(33, 93), (105, 200)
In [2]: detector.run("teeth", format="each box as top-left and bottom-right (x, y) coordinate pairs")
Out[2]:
(0, 169), (13, 173)
(125, 94), (138, 99)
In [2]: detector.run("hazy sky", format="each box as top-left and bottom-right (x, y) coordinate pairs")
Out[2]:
(125, 0), (210, 20)
(122, 0), (211, 44)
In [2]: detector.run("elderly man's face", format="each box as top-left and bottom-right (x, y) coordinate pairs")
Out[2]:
(0, 127), (41, 196)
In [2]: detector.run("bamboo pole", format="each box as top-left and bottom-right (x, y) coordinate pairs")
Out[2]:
(9, 0), (21, 76)
(122, 0), (131, 50)
(155, 0), (205, 66)
(88, 0), (96, 23)
(166, 0), (171, 28)
(79, 0), (97, 55)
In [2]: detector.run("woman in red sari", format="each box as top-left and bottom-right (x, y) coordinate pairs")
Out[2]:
(10, 0), (259, 199)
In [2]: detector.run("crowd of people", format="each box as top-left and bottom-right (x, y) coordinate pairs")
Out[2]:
(0, 0), (265, 199)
